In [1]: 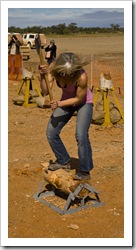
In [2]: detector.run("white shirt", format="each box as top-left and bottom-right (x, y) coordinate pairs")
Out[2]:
(10, 43), (16, 55)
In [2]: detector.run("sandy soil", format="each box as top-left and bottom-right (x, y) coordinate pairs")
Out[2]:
(8, 35), (124, 240)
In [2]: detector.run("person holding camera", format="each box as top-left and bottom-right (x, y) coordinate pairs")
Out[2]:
(45, 40), (57, 65)
(8, 35), (21, 55)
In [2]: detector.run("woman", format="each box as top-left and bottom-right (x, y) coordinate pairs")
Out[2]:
(45, 40), (57, 65)
(39, 52), (93, 180)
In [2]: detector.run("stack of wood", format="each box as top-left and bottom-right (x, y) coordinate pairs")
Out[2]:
(20, 46), (31, 60)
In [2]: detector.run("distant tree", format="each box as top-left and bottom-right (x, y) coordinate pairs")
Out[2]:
(8, 23), (124, 35)
(68, 23), (78, 33)
(110, 24), (120, 32)
(55, 23), (66, 34)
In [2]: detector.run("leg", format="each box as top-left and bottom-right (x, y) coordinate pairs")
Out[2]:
(46, 107), (74, 165)
(75, 103), (93, 175)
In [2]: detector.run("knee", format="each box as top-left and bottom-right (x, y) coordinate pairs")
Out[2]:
(46, 127), (54, 142)
(75, 131), (87, 143)
(46, 126), (58, 142)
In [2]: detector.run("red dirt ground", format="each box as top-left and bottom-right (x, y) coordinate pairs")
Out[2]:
(8, 35), (124, 241)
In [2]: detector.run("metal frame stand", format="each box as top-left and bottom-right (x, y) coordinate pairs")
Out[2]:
(33, 180), (104, 215)
(13, 76), (42, 107)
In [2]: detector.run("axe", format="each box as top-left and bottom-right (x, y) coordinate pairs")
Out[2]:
(35, 34), (53, 101)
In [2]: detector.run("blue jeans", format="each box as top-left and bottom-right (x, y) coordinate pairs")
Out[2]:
(46, 103), (94, 172)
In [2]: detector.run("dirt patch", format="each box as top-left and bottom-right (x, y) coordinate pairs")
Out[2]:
(8, 35), (124, 239)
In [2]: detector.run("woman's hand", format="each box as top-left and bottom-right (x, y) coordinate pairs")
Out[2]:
(39, 65), (49, 74)
(50, 100), (58, 109)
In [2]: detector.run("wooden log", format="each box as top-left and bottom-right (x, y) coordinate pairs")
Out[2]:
(92, 100), (121, 124)
(41, 162), (91, 197)
(36, 96), (50, 108)
(110, 107), (121, 123)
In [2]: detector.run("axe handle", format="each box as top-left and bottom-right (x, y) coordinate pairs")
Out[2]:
(39, 47), (53, 101)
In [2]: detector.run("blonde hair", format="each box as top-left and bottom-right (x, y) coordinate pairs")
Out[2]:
(50, 52), (90, 78)
(50, 39), (55, 45)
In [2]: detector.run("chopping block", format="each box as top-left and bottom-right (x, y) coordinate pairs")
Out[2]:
(33, 162), (104, 215)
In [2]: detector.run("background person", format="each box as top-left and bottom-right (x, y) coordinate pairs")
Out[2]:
(45, 40), (57, 65)
(39, 52), (94, 181)
(8, 34), (22, 80)
(8, 34), (21, 55)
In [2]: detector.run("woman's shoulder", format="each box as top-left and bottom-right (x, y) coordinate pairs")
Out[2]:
(81, 69), (86, 74)
(77, 69), (87, 87)
(79, 69), (87, 79)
